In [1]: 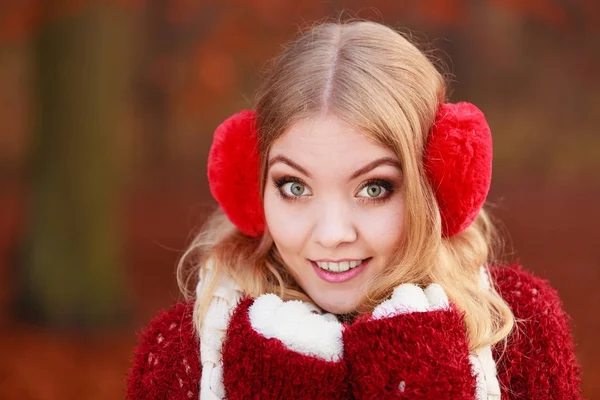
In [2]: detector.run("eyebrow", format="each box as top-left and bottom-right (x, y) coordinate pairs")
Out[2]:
(268, 155), (312, 178)
(268, 155), (402, 180)
(349, 157), (402, 179)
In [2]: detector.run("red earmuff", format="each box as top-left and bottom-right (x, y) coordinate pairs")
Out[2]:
(207, 110), (265, 237)
(425, 102), (493, 237)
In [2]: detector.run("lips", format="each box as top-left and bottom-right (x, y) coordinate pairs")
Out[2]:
(310, 258), (371, 283)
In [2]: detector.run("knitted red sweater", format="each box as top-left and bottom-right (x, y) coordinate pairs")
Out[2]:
(127, 264), (582, 399)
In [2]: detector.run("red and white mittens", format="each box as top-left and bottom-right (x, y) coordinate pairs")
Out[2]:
(221, 296), (352, 399)
(220, 283), (499, 400)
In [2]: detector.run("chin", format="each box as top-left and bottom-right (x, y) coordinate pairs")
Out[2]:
(312, 294), (359, 315)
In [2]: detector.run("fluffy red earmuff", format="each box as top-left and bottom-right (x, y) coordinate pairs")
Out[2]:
(424, 102), (492, 237)
(207, 110), (265, 237)
(207, 102), (492, 238)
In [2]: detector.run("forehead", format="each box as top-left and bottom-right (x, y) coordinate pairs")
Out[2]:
(269, 114), (396, 161)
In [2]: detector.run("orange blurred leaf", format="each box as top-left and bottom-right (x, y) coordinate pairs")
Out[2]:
(491, 0), (571, 30)
(195, 47), (237, 96)
(416, 0), (468, 27)
(167, 0), (205, 25)
(0, 0), (41, 43)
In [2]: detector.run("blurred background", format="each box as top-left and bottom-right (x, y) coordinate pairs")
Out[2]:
(0, 0), (598, 398)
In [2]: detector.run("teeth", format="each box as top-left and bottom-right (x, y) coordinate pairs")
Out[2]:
(315, 260), (363, 272)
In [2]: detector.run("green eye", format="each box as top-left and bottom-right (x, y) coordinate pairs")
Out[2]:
(365, 184), (382, 197)
(274, 177), (313, 200)
(290, 183), (305, 196)
(280, 181), (311, 197)
(357, 180), (393, 200)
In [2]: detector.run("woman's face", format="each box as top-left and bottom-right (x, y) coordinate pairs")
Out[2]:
(263, 114), (405, 314)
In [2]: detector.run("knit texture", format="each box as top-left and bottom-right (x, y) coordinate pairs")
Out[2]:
(490, 264), (582, 399)
(344, 307), (476, 399)
(126, 264), (582, 399)
(197, 259), (244, 399)
(222, 297), (351, 399)
(127, 302), (200, 399)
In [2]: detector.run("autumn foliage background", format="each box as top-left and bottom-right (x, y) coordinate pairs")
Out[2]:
(0, 1), (599, 398)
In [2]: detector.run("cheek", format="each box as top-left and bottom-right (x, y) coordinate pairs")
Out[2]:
(357, 198), (405, 253)
(263, 190), (310, 253)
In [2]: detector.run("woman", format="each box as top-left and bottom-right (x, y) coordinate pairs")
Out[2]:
(127, 20), (581, 399)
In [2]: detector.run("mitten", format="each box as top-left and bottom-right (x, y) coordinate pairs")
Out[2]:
(221, 295), (352, 399)
(343, 283), (478, 399)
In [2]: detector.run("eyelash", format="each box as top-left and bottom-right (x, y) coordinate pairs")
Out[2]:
(273, 176), (308, 202)
(358, 179), (395, 204)
(272, 176), (395, 204)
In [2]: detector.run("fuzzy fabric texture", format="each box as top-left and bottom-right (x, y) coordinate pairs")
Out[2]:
(425, 102), (493, 238)
(207, 110), (264, 237)
(127, 302), (200, 399)
(344, 306), (476, 399)
(127, 265), (583, 399)
(490, 264), (582, 399)
(372, 282), (450, 318)
(221, 297), (352, 399)
(470, 346), (501, 399)
(197, 259), (244, 399)
(367, 280), (500, 399)
(248, 293), (344, 362)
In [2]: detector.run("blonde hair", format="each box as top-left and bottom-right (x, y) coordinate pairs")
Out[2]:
(178, 20), (514, 351)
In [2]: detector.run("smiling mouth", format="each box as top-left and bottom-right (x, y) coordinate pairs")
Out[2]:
(312, 258), (371, 273)
(309, 258), (371, 283)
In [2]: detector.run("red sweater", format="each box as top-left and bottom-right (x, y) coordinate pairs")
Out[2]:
(127, 264), (582, 399)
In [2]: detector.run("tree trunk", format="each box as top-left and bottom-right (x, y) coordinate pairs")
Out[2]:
(20, 2), (132, 327)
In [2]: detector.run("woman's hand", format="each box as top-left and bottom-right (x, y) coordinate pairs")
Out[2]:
(247, 293), (344, 361)
(372, 283), (450, 318)
(221, 296), (351, 399)
(343, 283), (478, 399)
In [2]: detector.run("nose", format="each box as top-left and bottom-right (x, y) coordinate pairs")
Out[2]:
(312, 198), (358, 249)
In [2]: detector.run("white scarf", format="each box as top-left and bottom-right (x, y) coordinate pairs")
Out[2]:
(196, 260), (244, 400)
